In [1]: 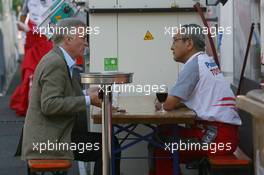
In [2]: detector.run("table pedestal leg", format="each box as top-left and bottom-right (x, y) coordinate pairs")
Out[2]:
(102, 86), (113, 175)
(173, 126), (180, 175)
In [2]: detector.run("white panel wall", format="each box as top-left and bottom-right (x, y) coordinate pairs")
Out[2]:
(88, 0), (116, 9)
(89, 13), (117, 134)
(117, 13), (179, 94)
(88, 0), (207, 9)
(89, 14), (118, 73)
(117, 0), (175, 8)
(117, 0), (207, 8)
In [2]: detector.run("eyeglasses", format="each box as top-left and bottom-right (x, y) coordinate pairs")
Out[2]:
(172, 37), (190, 46)
(173, 37), (190, 41)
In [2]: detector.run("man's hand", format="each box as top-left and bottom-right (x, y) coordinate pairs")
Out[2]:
(88, 86), (100, 94)
(155, 99), (162, 111)
(83, 87), (102, 107)
(90, 91), (102, 108)
(154, 96), (183, 111)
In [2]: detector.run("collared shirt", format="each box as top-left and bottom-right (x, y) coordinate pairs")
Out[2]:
(184, 51), (204, 65)
(59, 47), (75, 77)
(59, 47), (90, 106)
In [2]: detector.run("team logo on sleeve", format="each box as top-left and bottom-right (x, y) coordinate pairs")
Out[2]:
(205, 62), (221, 76)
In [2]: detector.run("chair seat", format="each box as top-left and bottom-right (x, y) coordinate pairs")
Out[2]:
(208, 155), (250, 166)
(208, 148), (251, 167)
(28, 159), (72, 172)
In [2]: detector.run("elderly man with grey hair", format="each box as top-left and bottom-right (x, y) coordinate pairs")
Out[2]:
(20, 18), (121, 175)
(149, 24), (241, 174)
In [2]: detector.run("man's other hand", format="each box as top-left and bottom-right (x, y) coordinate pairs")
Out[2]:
(155, 99), (162, 111)
(90, 91), (102, 108)
(155, 96), (183, 111)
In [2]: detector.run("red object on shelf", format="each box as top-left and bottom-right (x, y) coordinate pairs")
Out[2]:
(75, 56), (84, 66)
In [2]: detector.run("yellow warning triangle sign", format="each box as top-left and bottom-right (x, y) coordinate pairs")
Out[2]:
(144, 31), (154, 40)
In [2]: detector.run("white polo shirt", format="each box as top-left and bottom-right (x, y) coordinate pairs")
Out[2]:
(170, 52), (242, 125)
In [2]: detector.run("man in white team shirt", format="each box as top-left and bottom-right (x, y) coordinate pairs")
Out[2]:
(152, 24), (242, 173)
